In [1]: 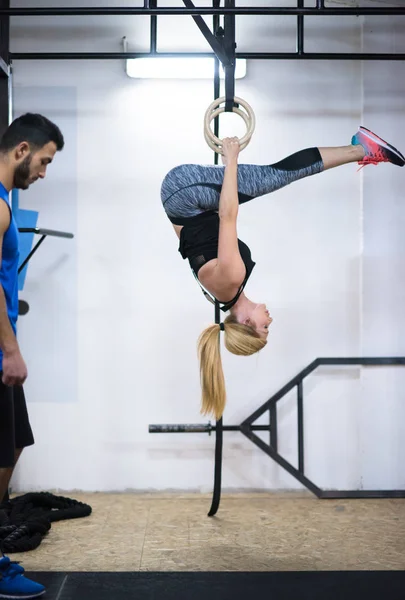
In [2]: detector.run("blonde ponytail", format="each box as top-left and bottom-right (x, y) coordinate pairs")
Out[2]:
(197, 323), (225, 421)
(197, 317), (267, 420)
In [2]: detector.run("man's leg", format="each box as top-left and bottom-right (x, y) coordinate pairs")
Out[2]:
(0, 380), (16, 515)
(0, 382), (45, 598)
(0, 383), (35, 513)
(0, 447), (23, 509)
(0, 379), (30, 509)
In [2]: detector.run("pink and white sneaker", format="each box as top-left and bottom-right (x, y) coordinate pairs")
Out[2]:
(351, 126), (405, 168)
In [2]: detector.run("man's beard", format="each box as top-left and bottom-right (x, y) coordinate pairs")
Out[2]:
(13, 155), (32, 190)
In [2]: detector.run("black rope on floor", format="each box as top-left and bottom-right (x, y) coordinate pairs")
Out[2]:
(0, 492), (92, 553)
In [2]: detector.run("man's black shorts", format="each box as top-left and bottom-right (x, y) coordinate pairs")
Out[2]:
(0, 375), (34, 468)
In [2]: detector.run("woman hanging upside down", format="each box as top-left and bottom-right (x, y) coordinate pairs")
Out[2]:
(161, 127), (405, 420)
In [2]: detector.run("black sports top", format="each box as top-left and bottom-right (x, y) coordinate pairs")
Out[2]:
(178, 211), (256, 312)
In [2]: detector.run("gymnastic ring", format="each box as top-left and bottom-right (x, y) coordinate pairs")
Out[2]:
(204, 99), (255, 153)
(204, 96), (255, 150)
(205, 108), (250, 153)
(204, 96), (256, 154)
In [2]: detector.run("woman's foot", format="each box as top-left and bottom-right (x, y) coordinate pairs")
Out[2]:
(352, 126), (405, 168)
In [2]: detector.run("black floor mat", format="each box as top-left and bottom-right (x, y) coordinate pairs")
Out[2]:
(26, 571), (405, 600)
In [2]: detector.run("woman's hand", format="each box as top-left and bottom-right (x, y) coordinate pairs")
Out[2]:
(221, 137), (240, 166)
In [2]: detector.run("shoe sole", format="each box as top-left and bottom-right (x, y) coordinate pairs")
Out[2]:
(359, 126), (405, 165)
(0, 592), (45, 599)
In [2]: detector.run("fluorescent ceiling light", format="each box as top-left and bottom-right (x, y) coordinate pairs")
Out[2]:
(126, 57), (246, 79)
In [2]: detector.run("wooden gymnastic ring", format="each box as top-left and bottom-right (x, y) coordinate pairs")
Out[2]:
(204, 96), (256, 154)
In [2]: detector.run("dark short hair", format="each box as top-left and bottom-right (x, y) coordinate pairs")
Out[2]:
(0, 113), (64, 153)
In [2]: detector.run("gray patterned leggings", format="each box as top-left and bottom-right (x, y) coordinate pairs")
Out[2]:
(161, 147), (324, 225)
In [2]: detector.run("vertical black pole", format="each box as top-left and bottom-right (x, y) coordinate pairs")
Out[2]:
(297, 0), (304, 55)
(270, 404), (278, 450)
(224, 0), (235, 112)
(208, 298), (223, 517)
(150, 0), (157, 54)
(0, 0), (10, 138)
(213, 58), (220, 166)
(297, 381), (304, 474)
(213, 7), (220, 166)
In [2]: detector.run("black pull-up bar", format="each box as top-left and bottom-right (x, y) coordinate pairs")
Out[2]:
(10, 52), (405, 61)
(0, 7), (404, 16)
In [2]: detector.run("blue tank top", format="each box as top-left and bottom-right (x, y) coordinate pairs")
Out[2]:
(0, 182), (20, 369)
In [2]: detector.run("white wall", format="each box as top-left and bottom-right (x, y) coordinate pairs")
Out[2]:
(357, 13), (405, 490)
(7, 0), (405, 493)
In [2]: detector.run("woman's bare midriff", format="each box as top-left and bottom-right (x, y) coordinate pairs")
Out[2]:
(171, 223), (240, 303)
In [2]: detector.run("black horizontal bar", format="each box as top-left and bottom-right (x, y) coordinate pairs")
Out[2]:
(19, 227), (74, 238)
(149, 423), (270, 433)
(1, 7), (405, 16)
(317, 357), (405, 366)
(9, 52), (405, 61)
(320, 490), (405, 499)
(150, 424), (211, 433)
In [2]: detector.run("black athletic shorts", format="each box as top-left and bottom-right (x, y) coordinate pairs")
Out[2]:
(0, 375), (34, 468)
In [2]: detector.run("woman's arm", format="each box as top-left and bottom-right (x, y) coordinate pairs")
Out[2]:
(216, 138), (245, 284)
(218, 155), (239, 221)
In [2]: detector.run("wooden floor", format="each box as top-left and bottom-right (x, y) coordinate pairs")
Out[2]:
(9, 491), (405, 571)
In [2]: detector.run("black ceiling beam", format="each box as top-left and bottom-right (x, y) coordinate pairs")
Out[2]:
(0, 7), (405, 16)
(9, 52), (405, 61)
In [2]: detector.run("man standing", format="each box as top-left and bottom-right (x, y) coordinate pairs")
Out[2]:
(0, 113), (64, 599)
